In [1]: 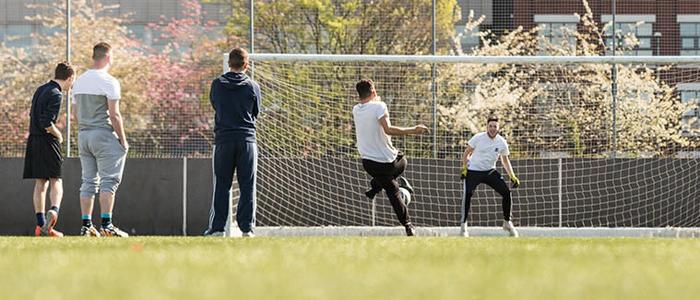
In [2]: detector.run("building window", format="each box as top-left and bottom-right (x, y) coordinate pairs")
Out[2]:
(538, 22), (577, 53)
(534, 15), (579, 54)
(5, 24), (35, 48)
(202, 3), (229, 25)
(680, 23), (700, 56)
(455, 25), (480, 54)
(605, 22), (653, 55)
(126, 24), (153, 46)
(680, 90), (700, 135)
(602, 15), (655, 56)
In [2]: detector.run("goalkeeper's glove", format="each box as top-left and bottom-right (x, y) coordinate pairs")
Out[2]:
(509, 174), (521, 188)
(460, 166), (468, 180)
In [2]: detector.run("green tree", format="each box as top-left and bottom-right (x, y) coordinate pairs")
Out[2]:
(216, 0), (458, 55)
(211, 0), (458, 158)
(0, 0), (234, 158)
(0, 0), (151, 156)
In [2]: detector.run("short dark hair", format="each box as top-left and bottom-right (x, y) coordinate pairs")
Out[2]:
(228, 47), (249, 70)
(54, 62), (74, 80)
(92, 42), (112, 60)
(356, 79), (374, 99)
(487, 116), (499, 124)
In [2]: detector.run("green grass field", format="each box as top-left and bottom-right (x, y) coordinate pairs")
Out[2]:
(1, 237), (698, 299)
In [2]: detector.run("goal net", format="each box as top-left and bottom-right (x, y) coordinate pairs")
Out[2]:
(224, 53), (700, 232)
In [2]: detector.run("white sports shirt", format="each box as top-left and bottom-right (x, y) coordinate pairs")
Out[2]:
(467, 132), (510, 171)
(352, 100), (398, 163)
(71, 68), (121, 101)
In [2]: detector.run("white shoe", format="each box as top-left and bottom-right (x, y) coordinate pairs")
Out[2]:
(459, 222), (469, 237)
(203, 230), (226, 237)
(100, 224), (129, 237)
(503, 220), (519, 237)
(242, 231), (255, 238)
(80, 225), (101, 237)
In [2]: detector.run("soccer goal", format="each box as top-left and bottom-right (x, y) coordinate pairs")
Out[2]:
(223, 53), (700, 237)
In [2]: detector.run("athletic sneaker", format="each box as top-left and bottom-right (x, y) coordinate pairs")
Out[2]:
(203, 230), (225, 237)
(459, 222), (469, 237)
(35, 210), (63, 237)
(503, 220), (519, 237)
(47, 228), (64, 237)
(364, 189), (377, 200)
(242, 231), (255, 238)
(404, 222), (416, 236)
(80, 225), (101, 237)
(398, 176), (414, 194)
(100, 224), (129, 237)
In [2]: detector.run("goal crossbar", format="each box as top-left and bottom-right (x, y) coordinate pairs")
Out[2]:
(236, 53), (700, 64)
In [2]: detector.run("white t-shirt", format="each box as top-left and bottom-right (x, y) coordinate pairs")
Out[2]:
(71, 68), (121, 102)
(352, 100), (398, 163)
(467, 132), (510, 171)
(71, 68), (121, 130)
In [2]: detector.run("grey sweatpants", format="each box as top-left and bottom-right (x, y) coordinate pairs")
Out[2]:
(78, 129), (127, 197)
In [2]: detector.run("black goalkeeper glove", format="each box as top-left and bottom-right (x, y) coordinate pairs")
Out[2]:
(460, 166), (468, 180)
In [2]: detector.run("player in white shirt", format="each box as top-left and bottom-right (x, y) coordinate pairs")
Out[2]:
(459, 116), (521, 237)
(352, 79), (429, 236)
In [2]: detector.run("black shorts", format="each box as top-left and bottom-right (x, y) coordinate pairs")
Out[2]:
(361, 153), (406, 179)
(23, 135), (63, 179)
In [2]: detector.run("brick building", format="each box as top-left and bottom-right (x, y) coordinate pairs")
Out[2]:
(0, 0), (229, 48)
(457, 0), (700, 135)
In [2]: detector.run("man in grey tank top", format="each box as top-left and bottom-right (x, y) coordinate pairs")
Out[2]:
(71, 42), (129, 237)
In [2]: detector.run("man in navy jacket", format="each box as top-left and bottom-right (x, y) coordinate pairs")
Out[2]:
(205, 47), (262, 237)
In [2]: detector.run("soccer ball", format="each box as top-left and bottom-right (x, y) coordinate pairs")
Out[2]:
(399, 187), (411, 206)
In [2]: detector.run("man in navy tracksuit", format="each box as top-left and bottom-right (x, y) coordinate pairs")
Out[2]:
(205, 47), (261, 237)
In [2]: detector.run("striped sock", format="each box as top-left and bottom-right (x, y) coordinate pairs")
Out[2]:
(82, 215), (92, 227)
(101, 213), (112, 227)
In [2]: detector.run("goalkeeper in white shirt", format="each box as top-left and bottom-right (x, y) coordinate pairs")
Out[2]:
(459, 116), (521, 237)
(352, 79), (429, 236)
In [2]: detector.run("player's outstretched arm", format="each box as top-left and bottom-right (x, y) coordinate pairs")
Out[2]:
(378, 113), (429, 136)
(460, 145), (474, 179)
(500, 155), (520, 188)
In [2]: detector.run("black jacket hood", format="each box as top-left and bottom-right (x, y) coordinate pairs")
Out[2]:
(217, 72), (250, 90)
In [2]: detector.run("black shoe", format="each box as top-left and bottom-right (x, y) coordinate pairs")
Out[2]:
(404, 223), (416, 236)
(364, 189), (376, 200)
(398, 176), (414, 194)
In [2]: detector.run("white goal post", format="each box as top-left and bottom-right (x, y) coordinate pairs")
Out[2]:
(227, 53), (700, 66)
(220, 53), (700, 237)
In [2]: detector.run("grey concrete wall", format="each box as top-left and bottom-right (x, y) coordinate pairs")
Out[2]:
(0, 158), (183, 236)
(185, 158), (214, 236)
(2, 157), (699, 236)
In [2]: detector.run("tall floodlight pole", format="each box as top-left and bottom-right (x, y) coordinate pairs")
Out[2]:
(431, 0), (437, 158)
(611, 0), (618, 159)
(66, 0), (72, 156)
(611, 0), (617, 159)
(249, 0), (255, 79)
